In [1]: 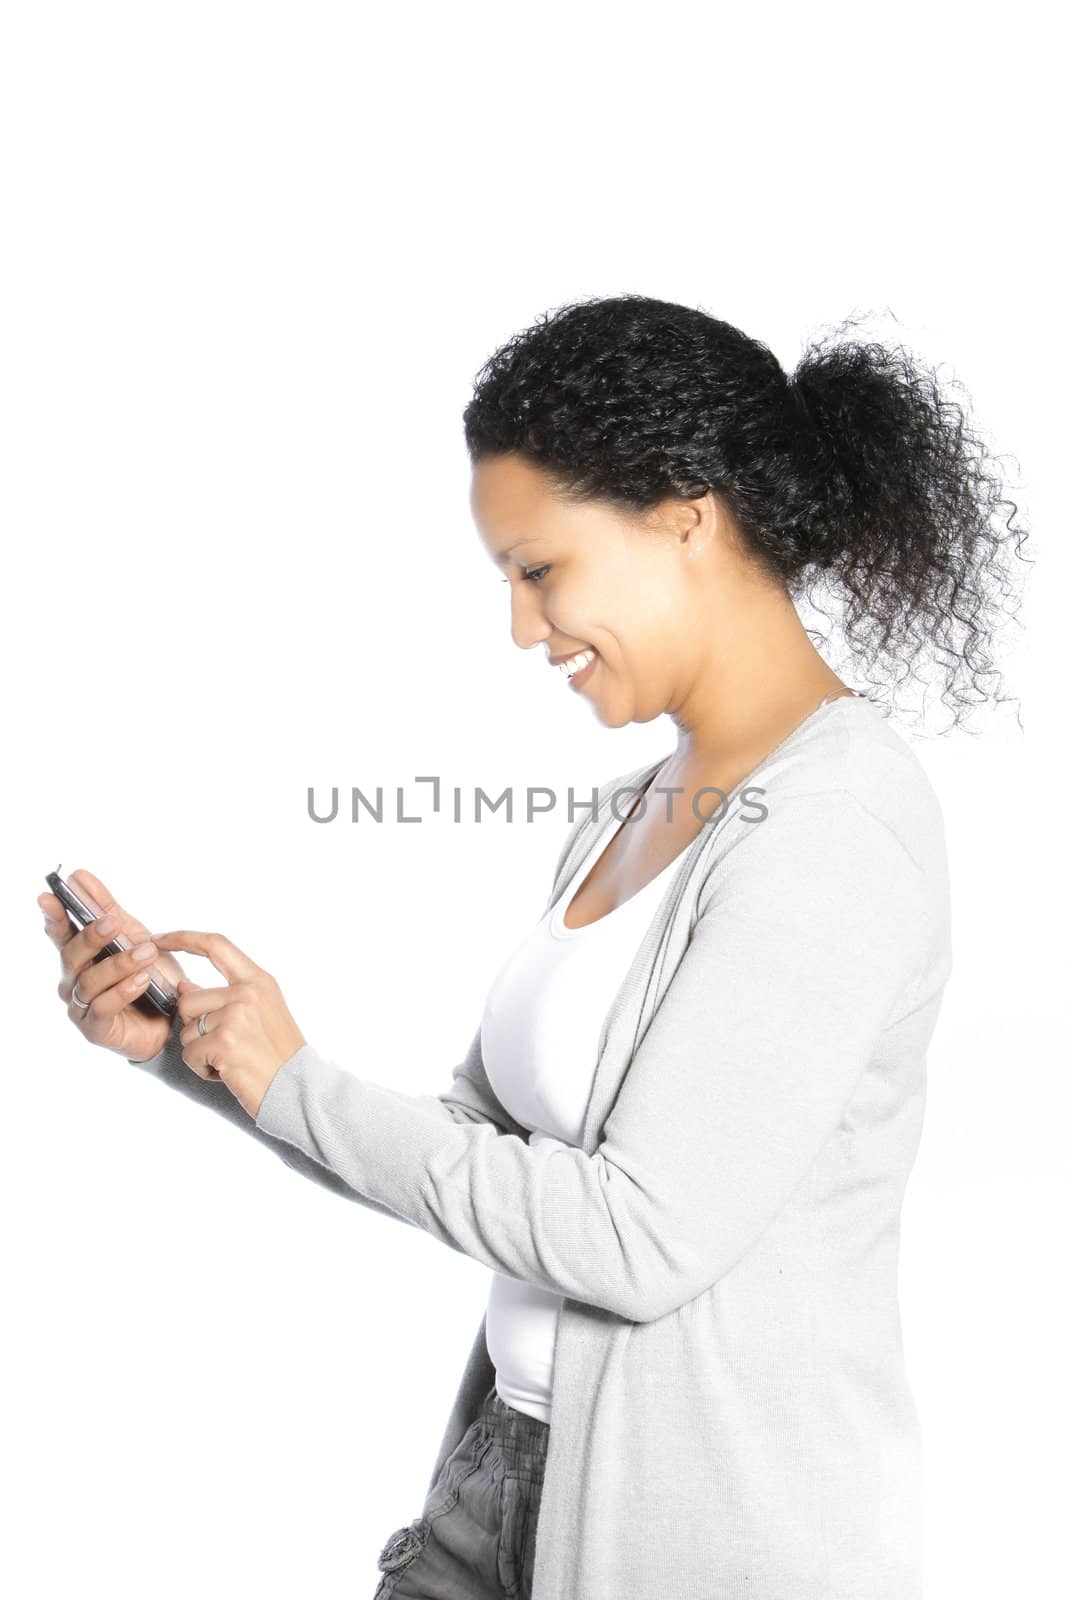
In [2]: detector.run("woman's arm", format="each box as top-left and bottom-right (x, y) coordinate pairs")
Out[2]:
(249, 786), (938, 1323)
(128, 1010), (529, 1223)
(127, 763), (638, 1210)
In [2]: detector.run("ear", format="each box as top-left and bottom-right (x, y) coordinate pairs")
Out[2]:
(658, 488), (721, 555)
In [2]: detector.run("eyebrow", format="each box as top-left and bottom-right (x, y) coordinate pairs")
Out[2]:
(491, 537), (547, 568)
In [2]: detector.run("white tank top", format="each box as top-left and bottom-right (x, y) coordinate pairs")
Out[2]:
(480, 788), (690, 1423)
(481, 690), (862, 1424)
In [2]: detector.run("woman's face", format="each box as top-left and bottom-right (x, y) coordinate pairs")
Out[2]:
(470, 452), (737, 730)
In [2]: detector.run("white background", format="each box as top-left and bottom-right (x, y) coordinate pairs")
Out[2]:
(3, 3), (1061, 1596)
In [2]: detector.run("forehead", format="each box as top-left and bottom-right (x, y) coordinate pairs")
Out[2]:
(470, 453), (655, 570)
(469, 454), (568, 535)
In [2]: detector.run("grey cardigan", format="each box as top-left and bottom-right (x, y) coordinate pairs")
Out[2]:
(130, 693), (952, 1599)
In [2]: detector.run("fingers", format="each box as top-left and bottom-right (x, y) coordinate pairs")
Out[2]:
(174, 979), (221, 1080)
(67, 869), (156, 956)
(54, 905), (132, 987)
(61, 935), (162, 1022)
(54, 867), (153, 972)
(67, 867), (123, 923)
(38, 870), (183, 1048)
(174, 983), (231, 1030)
(38, 891), (74, 947)
(69, 949), (162, 1028)
(175, 984), (235, 1074)
(151, 930), (259, 985)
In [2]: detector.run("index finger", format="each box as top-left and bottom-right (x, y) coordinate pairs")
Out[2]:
(149, 930), (259, 985)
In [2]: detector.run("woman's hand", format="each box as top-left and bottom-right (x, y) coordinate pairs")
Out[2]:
(152, 929), (308, 1121)
(38, 868), (189, 1063)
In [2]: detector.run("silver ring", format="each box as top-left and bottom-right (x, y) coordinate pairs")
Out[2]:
(72, 980), (91, 1011)
(197, 1013), (208, 1037)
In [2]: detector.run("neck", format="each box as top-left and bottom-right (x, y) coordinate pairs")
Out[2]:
(665, 596), (852, 774)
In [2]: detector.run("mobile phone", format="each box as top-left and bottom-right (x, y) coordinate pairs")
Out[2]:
(45, 864), (178, 1017)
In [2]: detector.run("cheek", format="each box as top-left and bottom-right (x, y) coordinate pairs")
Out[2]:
(548, 580), (606, 638)
(642, 568), (694, 646)
(596, 578), (680, 659)
(554, 554), (682, 662)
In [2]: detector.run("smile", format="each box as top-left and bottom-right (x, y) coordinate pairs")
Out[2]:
(558, 649), (597, 689)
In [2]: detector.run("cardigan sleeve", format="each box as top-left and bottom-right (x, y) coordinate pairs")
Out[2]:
(126, 762), (640, 1219)
(127, 1011), (529, 1225)
(252, 785), (932, 1322)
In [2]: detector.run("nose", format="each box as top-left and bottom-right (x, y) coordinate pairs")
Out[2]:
(509, 587), (552, 653)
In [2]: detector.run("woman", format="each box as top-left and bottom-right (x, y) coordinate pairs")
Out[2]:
(39, 295), (1027, 1599)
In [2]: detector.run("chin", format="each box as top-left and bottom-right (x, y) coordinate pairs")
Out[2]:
(589, 702), (629, 730)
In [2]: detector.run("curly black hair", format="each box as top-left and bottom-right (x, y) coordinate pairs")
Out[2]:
(462, 294), (1031, 732)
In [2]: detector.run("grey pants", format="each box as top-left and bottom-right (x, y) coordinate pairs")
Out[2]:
(372, 1385), (549, 1600)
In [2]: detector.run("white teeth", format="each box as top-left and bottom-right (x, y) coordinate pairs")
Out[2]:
(558, 649), (595, 678)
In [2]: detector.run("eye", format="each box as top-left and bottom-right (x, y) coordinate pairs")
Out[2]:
(498, 564), (551, 586)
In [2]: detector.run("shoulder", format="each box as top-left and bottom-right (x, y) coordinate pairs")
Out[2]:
(750, 697), (949, 878)
(706, 702), (952, 987)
